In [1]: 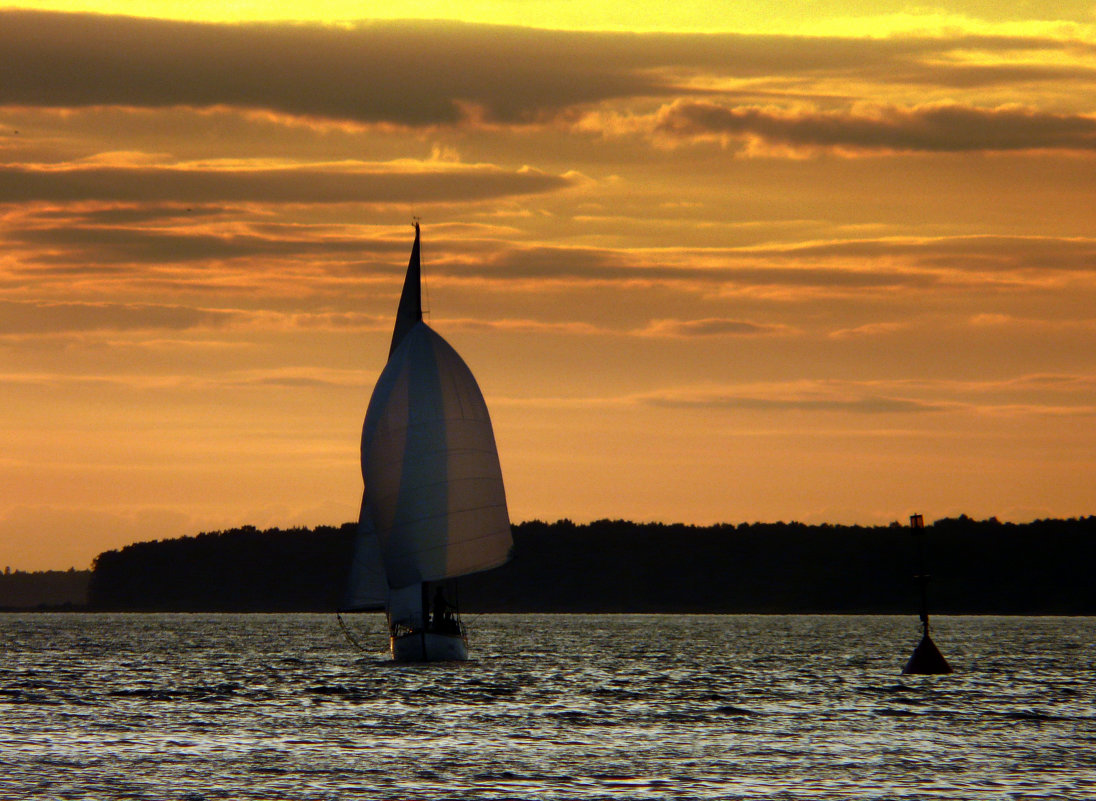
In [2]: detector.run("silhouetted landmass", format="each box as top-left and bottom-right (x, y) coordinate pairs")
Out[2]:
(88, 524), (355, 612)
(84, 516), (1096, 614)
(0, 568), (90, 610)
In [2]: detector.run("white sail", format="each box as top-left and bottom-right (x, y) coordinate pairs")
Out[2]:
(341, 495), (388, 611)
(361, 320), (512, 589)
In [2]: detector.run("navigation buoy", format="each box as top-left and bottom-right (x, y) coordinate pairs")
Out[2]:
(902, 514), (952, 675)
(903, 629), (952, 675)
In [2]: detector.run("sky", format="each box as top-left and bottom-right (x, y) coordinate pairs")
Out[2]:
(2, 2), (1095, 569)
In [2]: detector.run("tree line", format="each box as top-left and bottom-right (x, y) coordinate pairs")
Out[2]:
(0, 568), (90, 610)
(79, 516), (1096, 614)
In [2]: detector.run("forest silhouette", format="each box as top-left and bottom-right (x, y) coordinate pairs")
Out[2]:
(61, 516), (1096, 614)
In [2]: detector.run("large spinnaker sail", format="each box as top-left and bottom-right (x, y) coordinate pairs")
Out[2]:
(341, 494), (388, 611)
(361, 320), (512, 590)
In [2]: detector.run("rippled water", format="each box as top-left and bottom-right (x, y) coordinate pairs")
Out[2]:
(1, 614), (1092, 800)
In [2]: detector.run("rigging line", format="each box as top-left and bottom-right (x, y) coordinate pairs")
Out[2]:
(461, 612), (485, 630)
(336, 610), (371, 653)
(420, 219), (432, 322)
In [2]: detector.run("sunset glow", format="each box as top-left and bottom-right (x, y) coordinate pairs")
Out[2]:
(2, 3), (1095, 569)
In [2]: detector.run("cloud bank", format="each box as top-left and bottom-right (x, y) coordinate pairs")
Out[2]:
(3, 11), (1093, 128)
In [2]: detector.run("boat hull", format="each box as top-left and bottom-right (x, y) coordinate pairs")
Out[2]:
(391, 631), (469, 662)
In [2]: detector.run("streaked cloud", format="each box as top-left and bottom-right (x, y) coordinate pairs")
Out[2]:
(7, 224), (360, 265)
(0, 299), (239, 335)
(445, 317), (603, 335)
(639, 318), (793, 337)
(224, 367), (368, 389)
(0, 162), (571, 204)
(6, 223), (1093, 304)
(828, 322), (910, 339)
(967, 313), (1096, 331)
(0, 366), (367, 390)
(645, 391), (950, 414)
(654, 101), (1096, 153)
(446, 316), (793, 338)
(636, 374), (1096, 417)
(0, 299), (399, 337)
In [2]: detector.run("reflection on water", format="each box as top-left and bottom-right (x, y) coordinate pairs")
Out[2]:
(0, 614), (1093, 799)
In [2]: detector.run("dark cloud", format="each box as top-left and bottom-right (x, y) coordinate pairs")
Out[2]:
(435, 245), (939, 290)
(896, 62), (1096, 89)
(1, 11), (1091, 125)
(0, 164), (570, 204)
(4, 204), (417, 268)
(744, 235), (1096, 272)
(0, 299), (240, 335)
(657, 101), (1096, 152)
(0, 12), (661, 124)
(0, 300), (385, 335)
(436, 246), (859, 282)
(30, 204), (232, 225)
(9, 225), (370, 264)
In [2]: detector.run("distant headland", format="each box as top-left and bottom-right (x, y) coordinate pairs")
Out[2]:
(3, 516), (1094, 614)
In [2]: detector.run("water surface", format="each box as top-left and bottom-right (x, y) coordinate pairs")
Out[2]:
(1, 614), (1092, 799)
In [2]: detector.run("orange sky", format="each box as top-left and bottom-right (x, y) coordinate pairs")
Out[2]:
(2, 4), (1095, 569)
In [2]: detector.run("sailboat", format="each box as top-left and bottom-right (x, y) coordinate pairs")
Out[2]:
(902, 513), (952, 675)
(339, 221), (513, 661)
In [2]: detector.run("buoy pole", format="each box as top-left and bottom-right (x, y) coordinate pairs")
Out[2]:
(911, 513), (929, 638)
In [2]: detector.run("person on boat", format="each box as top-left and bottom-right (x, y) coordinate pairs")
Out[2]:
(432, 587), (456, 634)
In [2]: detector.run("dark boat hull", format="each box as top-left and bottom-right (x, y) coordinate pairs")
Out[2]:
(391, 631), (469, 662)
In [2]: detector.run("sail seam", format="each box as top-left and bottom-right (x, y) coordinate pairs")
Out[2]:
(377, 501), (509, 530)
